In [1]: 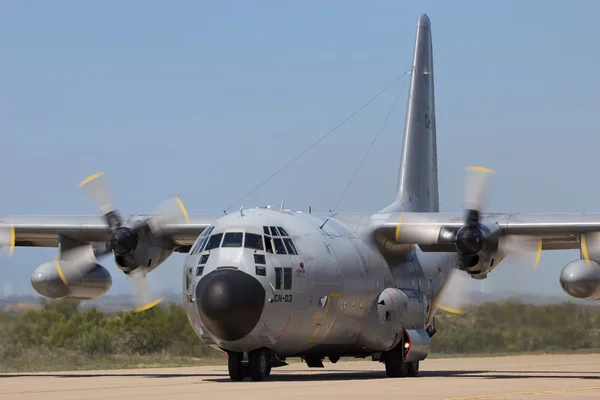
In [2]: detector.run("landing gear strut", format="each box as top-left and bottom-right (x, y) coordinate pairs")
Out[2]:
(227, 349), (271, 382)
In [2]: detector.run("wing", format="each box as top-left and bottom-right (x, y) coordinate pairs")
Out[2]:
(372, 212), (600, 252)
(0, 214), (221, 252)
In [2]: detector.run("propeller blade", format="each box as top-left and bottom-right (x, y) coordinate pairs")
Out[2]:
(145, 195), (190, 234)
(464, 166), (495, 213)
(0, 225), (15, 256)
(53, 244), (111, 285)
(393, 212), (444, 245)
(130, 269), (163, 312)
(437, 267), (472, 315)
(499, 235), (543, 270)
(78, 172), (116, 216)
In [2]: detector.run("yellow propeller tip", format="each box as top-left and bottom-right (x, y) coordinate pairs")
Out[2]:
(174, 195), (190, 223)
(466, 166), (495, 174)
(438, 305), (466, 315)
(133, 297), (164, 313)
(9, 225), (15, 257)
(78, 172), (104, 188)
(54, 258), (69, 286)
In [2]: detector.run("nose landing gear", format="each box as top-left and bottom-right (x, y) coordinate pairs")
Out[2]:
(227, 349), (272, 382)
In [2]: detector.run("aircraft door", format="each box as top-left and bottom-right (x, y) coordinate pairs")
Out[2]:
(308, 291), (341, 344)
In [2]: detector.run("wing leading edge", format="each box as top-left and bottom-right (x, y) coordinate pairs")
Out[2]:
(372, 212), (600, 252)
(0, 214), (220, 251)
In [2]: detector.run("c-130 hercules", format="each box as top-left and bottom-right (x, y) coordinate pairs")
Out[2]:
(1, 13), (599, 381)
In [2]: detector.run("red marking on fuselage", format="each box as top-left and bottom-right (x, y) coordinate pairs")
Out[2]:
(277, 314), (292, 340)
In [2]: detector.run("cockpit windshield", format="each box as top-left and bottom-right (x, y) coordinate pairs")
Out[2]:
(245, 233), (263, 250)
(205, 233), (223, 250)
(222, 232), (243, 247)
(190, 226), (298, 256)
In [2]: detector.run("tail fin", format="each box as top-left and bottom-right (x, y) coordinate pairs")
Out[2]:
(382, 14), (439, 213)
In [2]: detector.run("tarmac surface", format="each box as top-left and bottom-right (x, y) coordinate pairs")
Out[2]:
(1, 354), (600, 399)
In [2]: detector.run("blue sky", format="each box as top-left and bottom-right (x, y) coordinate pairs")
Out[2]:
(1, 1), (600, 300)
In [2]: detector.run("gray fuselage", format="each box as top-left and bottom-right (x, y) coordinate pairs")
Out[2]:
(182, 207), (455, 359)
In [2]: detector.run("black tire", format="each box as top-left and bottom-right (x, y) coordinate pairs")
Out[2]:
(248, 349), (269, 382)
(407, 361), (419, 377)
(228, 352), (244, 381)
(384, 347), (408, 378)
(266, 364), (272, 377)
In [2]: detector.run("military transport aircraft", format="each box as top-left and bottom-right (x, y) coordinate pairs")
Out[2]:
(1, 13), (599, 382)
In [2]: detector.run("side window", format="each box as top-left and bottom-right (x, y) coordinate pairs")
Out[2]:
(245, 233), (264, 251)
(283, 238), (298, 255)
(275, 267), (282, 289)
(283, 268), (292, 290)
(205, 233), (223, 250)
(190, 237), (202, 255)
(273, 238), (287, 254)
(199, 236), (209, 252)
(264, 236), (274, 253)
(199, 254), (210, 264)
(196, 266), (204, 276)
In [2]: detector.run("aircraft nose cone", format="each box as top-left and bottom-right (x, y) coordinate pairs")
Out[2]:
(196, 269), (266, 342)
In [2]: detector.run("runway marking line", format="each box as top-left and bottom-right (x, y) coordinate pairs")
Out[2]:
(0, 381), (214, 395)
(444, 385), (600, 399)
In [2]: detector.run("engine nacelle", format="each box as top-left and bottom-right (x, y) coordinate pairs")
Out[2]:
(560, 259), (600, 300)
(113, 225), (174, 273)
(31, 261), (112, 300)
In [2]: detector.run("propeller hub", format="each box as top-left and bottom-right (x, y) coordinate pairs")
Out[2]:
(110, 227), (138, 256)
(455, 226), (484, 255)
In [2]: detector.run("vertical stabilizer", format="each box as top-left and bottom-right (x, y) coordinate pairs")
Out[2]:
(382, 14), (439, 213)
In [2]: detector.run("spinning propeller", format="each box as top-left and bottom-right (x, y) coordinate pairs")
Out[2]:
(56, 172), (190, 312)
(437, 166), (543, 314)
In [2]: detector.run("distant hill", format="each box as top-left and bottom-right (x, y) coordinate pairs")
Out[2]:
(0, 291), (183, 313)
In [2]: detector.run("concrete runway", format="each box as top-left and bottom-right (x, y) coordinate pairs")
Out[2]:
(1, 354), (600, 400)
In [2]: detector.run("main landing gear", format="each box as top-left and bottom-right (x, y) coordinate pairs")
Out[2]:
(228, 349), (271, 382)
(383, 342), (420, 378)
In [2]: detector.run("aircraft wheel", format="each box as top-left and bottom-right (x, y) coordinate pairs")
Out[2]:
(384, 347), (408, 378)
(266, 364), (272, 377)
(407, 361), (419, 377)
(248, 349), (269, 382)
(228, 352), (244, 381)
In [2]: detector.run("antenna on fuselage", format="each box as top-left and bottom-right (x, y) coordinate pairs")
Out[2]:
(280, 200), (285, 210)
(240, 206), (245, 217)
(309, 206), (312, 214)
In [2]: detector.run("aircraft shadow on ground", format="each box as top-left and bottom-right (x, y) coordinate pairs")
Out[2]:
(205, 369), (600, 383)
(2, 370), (599, 382)
(0, 373), (222, 379)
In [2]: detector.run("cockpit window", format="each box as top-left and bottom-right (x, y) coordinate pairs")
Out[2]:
(205, 233), (223, 250)
(245, 233), (264, 251)
(222, 232), (243, 248)
(270, 226), (279, 236)
(277, 227), (289, 236)
(273, 238), (287, 254)
(264, 235), (274, 253)
(263, 226), (270, 235)
(283, 238), (298, 255)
